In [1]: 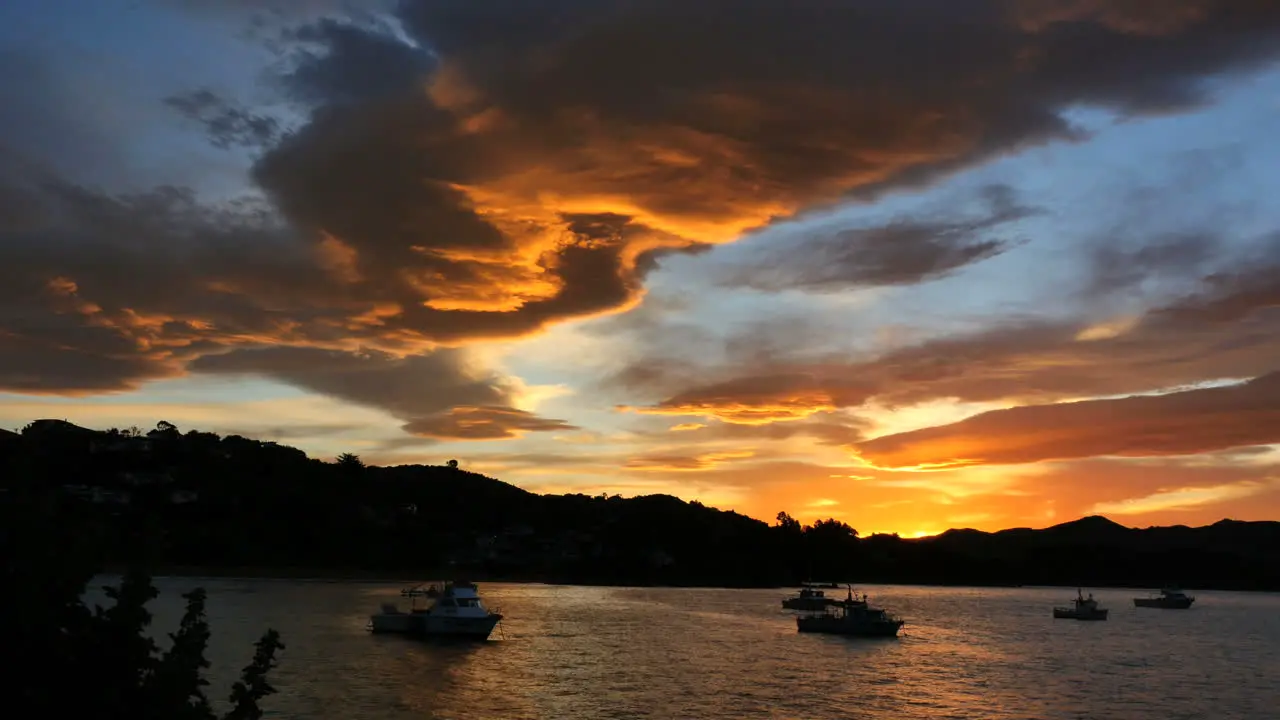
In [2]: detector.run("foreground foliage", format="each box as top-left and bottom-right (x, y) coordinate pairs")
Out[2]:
(1, 475), (284, 718)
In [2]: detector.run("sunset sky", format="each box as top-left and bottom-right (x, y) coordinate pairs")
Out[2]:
(3, 0), (1280, 536)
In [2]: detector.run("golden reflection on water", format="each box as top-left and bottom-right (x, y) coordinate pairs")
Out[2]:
(96, 578), (1280, 719)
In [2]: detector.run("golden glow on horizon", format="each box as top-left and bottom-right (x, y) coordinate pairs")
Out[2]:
(10, 376), (1280, 534)
(7, 0), (1280, 555)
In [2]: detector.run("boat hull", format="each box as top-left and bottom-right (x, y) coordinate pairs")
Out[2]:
(1053, 608), (1108, 620)
(418, 614), (502, 639)
(370, 612), (503, 640)
(369, 613), (417, 634)
(782, 597), (836, 611)
(796, 616), (903, 637)
(1134, 597), (1194, 609)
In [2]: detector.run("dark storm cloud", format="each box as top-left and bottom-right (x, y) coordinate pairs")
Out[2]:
(4, 0), (1280, 402)
(165, 89), (283, 149)
(190, 347), (509, 417)
(279, 18), (435, 105)
(723, 184), (1034, 292)
(0, 179), (319, 393)
(1084, 232), (1222, 297)
(243, 0), (1280, 344)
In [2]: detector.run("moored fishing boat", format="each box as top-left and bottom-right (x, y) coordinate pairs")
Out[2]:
(1134, 587), (1195, 609)
(1053, 589), (1108, 621)
(796, 587), (904, 637)
(369, 580), (503, 640)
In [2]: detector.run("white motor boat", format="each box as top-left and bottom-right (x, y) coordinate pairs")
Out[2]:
(369, 581), (503, 640)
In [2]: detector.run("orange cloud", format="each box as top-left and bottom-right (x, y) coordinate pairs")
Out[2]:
(625, 449), (756, 472)
(623, 373), (870, 424)
(315, 232), (362, 284)
(402, 405), (577, 440)
(854, 373), (1280, 469)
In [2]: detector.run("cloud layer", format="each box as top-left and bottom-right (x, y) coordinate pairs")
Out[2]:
(4, 0), (1280, 462)
(721, 184), (1034, 292)
(855, 372), (1280, 469)
(191, 347), (572, 441)
(628, 242), (1280, 425)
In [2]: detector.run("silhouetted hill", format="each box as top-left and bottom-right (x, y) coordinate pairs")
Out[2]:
(1040, 515), (1131, 540)
(4, 419), (1278, 590)
(892, 515), (1280, 590)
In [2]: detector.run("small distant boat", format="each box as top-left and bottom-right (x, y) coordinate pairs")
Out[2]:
(369, 581), (503, 640)
(796, 587), (904, 638)
(782, 582), (839, 611)
(1134, 587), (1195, 609)
(1053, 588), (1108, 621)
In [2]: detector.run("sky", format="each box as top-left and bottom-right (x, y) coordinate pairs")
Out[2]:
(3, 0), (1280, 537)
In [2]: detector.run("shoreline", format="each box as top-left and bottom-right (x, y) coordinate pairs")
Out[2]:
(103, 565), (437, 583)
(102, 567), (1276, 593)
(99, 565), (793, 588)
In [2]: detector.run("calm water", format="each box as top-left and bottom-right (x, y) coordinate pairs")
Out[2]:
(91, 578), (1280, 719)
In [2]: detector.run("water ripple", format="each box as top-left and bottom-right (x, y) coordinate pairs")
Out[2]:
(99, 579), (1280, 719)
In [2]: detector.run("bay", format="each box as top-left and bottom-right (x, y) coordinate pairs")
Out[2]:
(92, 578), (1280, 719)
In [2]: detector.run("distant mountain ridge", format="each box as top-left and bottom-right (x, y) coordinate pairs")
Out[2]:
(930, 513), (1278, 543)
(931, 514), (1279, 547)
(3, 419), (1278, 590)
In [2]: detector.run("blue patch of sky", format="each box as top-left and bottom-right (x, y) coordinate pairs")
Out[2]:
(1, 0), (275, 196)
(641, 67), (1280, 353)
(0, 376), (308, 409)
